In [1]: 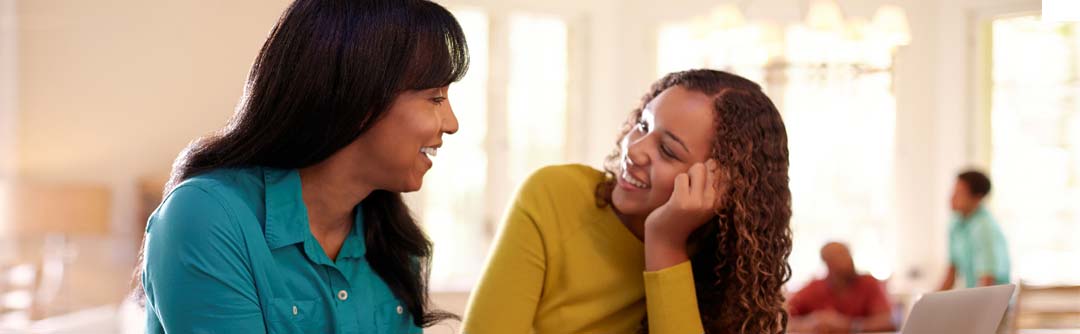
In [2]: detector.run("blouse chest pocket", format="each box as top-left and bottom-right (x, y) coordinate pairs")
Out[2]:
(268, 298), (321, 333)
(374, 299), (414, 333)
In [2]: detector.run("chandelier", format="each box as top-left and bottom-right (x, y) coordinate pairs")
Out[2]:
(676, 0), (911, 73)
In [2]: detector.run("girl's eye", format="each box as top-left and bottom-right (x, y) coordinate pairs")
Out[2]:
(660, 145), (677, 160)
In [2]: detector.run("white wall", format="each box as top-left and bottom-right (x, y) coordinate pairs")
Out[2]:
(1, 0), (15, 176)
(890, 0), (946, 294)
(0, 0), (15, 235)
(15, 0), (292, 238)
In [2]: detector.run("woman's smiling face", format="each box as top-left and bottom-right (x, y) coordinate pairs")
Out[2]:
(612, 85), (718, 217)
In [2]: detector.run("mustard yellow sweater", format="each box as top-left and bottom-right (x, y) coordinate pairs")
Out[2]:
(462, 164), (705, 333)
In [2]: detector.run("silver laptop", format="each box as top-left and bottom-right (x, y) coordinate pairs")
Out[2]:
(900, 284), (1016, 334)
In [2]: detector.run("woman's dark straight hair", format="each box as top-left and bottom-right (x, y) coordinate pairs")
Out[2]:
(133, 0), (469, 327)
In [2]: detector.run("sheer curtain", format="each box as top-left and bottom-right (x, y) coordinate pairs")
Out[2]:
(989, 15), (1080, 285)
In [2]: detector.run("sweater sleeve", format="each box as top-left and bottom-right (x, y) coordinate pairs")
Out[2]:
(643, 260), (706, 334)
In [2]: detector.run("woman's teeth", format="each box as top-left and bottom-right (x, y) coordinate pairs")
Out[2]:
(420, 147), (438, 158)
(621, 171), (649, 189)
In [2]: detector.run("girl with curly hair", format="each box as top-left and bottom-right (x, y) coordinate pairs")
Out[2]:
(462, 69), (793, 333)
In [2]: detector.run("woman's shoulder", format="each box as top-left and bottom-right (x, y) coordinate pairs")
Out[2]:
(143, 170), (267, 283)
(512, 164), (612, 222)
(150, 167), (266, 235)
(178, 167), (264, 195)
(515, 164), (605, 203)
(520, 164), (606, 192)
(172, 167), (265, 207)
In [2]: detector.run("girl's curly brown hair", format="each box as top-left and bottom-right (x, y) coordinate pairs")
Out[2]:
(596, 69), (793, 333)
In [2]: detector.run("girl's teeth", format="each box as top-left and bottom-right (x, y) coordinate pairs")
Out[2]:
(622, 172), (648, 189)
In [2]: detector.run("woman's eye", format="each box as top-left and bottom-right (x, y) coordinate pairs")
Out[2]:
(431, 97), (447, 105)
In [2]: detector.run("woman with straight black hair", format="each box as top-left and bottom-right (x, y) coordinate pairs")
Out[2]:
(136, 0), (468, 332)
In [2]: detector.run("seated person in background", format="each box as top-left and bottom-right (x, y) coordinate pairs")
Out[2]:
(788, 242), (895, 333)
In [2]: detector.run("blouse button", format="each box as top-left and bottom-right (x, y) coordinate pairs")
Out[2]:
(292, 305), (298, 316)
(337, 290), (348, 301)
(396, 305), (404, 315)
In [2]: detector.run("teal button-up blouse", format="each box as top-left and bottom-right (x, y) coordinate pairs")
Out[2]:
(143, 167), (422, 334)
